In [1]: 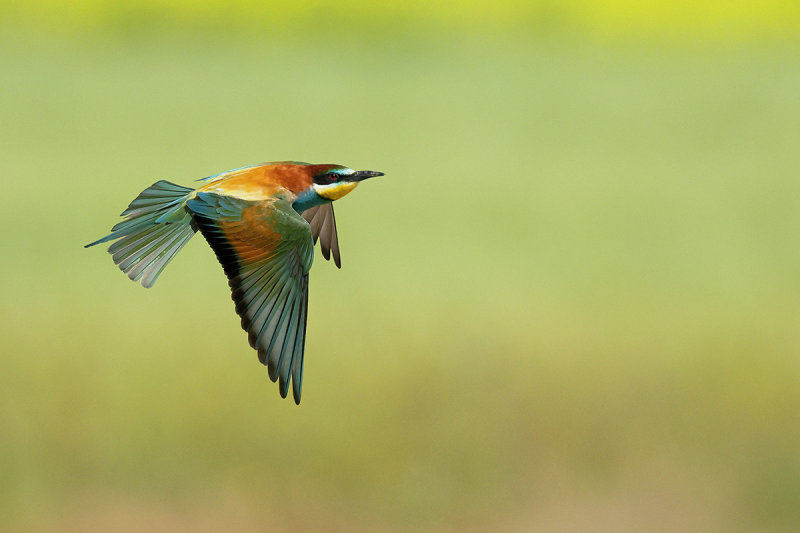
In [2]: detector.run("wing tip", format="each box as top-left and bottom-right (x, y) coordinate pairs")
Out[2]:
(267, 359), (279, 382)
(292, 375), (303, 404)
(85, 234), (113, 248)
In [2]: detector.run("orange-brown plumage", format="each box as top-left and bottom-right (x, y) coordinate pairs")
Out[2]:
(197, 163), (346, 201)
(87, 160), (385, 404)
(219, 204), (282, 263)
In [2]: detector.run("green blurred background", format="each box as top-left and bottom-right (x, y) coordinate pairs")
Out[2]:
(2, 2), (800, 531)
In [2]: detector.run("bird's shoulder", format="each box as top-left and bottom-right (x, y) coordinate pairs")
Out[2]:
(195, 163), (313, 200)
(186, 190), (310, 256)
(197, 166), (283, 202)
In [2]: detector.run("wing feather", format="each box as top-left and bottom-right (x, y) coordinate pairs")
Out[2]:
(287, 275), (308, 403)
(301, 203), (341, 268)
(187, 192), (314, 404)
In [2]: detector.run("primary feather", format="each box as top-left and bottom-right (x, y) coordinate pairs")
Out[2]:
(87, 161), (384, 404)
(301, 203), (342, 267)
(186, 192), (313, 403)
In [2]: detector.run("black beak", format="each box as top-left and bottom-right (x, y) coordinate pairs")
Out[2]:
(350, 170), (385, 182)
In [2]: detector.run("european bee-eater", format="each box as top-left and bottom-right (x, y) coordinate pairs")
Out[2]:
(86, 161), (385, 404)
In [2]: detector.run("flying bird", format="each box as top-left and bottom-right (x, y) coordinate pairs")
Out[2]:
(86, 161), (385, 404)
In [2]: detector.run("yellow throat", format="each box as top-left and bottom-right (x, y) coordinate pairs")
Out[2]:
(314, 181), (358, 201)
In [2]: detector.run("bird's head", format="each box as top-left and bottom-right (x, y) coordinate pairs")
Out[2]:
(311, 165), (384, 200)
(293, 164), (384, 212)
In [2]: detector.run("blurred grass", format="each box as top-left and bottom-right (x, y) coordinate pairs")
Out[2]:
(1, 29), (800, 532)
(4, 0), (800, 43)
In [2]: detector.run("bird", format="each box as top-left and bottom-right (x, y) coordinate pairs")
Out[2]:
(86, 161), (385, 404)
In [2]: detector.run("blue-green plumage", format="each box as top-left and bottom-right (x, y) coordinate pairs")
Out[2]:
(292, 188), (329, 214)
(85, 180), (196, 288)
(186, 192), (313, 403)
(86, 161), (385, 404)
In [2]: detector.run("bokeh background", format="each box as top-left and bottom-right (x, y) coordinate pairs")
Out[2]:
(2, 2), (800, 531)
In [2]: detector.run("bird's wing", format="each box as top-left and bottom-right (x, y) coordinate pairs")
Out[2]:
(301, 203), (341, 268)
(186, 192), (314, 404)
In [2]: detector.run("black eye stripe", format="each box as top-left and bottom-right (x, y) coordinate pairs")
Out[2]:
(313, 172), (339, 185)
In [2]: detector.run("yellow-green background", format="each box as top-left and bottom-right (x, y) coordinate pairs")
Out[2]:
(2, 2), (799, 531)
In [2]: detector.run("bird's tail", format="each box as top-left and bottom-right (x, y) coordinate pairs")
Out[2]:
(85, 180), (196, 288)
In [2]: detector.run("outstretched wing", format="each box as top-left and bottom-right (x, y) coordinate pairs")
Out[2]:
(301, 203), (341, 268)
(186, 192), (314, 404)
